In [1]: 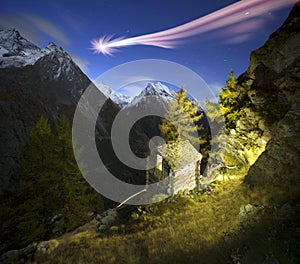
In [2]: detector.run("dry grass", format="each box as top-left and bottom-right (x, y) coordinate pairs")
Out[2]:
(32, 178), (299, 264)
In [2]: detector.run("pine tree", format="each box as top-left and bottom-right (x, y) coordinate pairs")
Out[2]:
(159, 87), (204, 148)
(218, 72), (241, 128)
(54, 116), (103, 230)
(204, 74), (250, 178)
(16, 116), (57, 245)
(15, 115), (104, 246)
(205, 98), (224, 129)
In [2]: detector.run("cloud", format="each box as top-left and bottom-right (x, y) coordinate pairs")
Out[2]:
(223, 33), (253, 44)
(58, 12), (84, 33)
(21, 13), (69, 46)
(0, 13), (70, 46)
(218, 18), (268, 44)
(0, 14), (41, 44)
(70, 54), (89, 73)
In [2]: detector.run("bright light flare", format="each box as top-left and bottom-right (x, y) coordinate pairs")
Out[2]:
(90, 35), (121, 56)
(91, 0), (297, 56)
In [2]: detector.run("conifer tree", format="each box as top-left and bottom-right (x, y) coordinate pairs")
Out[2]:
(17, 116), (56, 244)
(159, 87), (204, 148)
(15, 115), (104, 245)
(54, 116), (103, 230)
(218, 72), (241, 128)
(205, 98), (224, 129)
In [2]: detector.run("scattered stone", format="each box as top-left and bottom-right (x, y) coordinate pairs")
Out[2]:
(96, 208), (119, 233)
(131, 212), (139, 221)
(97, 224), (107, 232)
(262, 257), (280, 264)
(100, 209), (117, 226)
(110, 226), (119, 232)
(0, 244), (37, 262)
(0, 249), (19, 262)
(48, 214), (64, 234)
(239, 204), (261, 217)
(19, 244), (36, 256)
(37, 240), (59, 253)
(87, 211), (94, 217)
(49, 214), (62, 225)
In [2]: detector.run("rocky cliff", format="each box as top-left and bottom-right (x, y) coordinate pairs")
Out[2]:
(240, 2), (300, 184)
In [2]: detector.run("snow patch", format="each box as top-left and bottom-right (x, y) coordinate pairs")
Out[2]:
(0, 29), (72, 70)
(95, 82), (132, 107)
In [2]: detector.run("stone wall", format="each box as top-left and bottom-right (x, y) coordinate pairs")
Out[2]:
(168, 162), (199, 195)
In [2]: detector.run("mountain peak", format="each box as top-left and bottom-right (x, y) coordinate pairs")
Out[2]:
(45, 42), (64, 53)
(0, 29), (40, 53)
(125, 82), (175, 109)
(1, 28), (21, 41)
(0, 29), (43, 68)
(0, 29), (72, 68)
(142, 82), (175, 97)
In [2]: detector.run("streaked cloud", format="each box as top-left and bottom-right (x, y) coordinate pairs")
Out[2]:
(59, 12), (84, 33)
(70, 54), (89, 74)
(0, 14), (41, 44)
(219, 18), (268, 44)
(223, 33), (253, 44)
(0, 12), (70, 46)
(21, 13), (69, 46)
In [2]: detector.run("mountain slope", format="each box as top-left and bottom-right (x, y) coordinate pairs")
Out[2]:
(0, 29), (118, 190)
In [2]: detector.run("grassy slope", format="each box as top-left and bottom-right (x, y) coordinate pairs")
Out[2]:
(33, 174), (299, 264)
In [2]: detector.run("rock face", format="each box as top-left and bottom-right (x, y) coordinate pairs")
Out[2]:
(0, 29), (118, 190)
(242, 2), (300, 184)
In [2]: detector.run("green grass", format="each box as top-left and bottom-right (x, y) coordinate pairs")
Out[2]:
(32, 177), (300, 264)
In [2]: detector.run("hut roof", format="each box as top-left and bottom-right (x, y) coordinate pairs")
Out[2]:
(156, 140), (202, 171)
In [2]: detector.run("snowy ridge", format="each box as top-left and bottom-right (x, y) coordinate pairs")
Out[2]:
(95, 82), (132, 107)
(140, 82), (175, 98)
(0, 29), (71, 71)
(128, 82), (175, 107)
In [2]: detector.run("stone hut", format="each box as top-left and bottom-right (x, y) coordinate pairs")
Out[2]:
(154, 140), (202, 195)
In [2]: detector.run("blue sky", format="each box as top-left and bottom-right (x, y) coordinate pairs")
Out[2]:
(0, 0), (294, 97)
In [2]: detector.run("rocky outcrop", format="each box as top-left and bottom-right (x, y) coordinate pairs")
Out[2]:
(241, 2), (300, 184)
(0, 240), (59, 263)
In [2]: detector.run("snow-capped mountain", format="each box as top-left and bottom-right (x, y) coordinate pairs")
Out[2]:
(95, 82), (132, 107)
(127, 82), (175, 108)
(0, 29), (118, 191)
(0, 29), (41, 68)
(95, 82), (175, 108)
(139, 82), (175, 98)
(0, 29), (71, 71)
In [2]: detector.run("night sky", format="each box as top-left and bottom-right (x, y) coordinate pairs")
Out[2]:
(0, 0), (294, 97)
